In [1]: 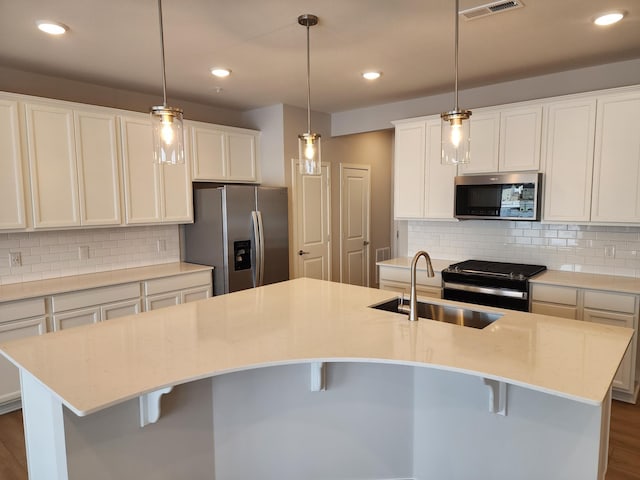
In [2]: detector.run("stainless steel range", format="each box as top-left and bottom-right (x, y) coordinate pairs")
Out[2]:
(442, 260), (547, 311)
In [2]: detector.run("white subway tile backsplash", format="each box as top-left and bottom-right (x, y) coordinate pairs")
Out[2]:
(0, 225), (180, 286)
(408, 220), (640, 278)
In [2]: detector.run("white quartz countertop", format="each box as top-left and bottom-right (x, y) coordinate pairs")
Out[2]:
(531, 270), (640, 295)
(0, 262), (213, 303)
(0, 278), (632, 416)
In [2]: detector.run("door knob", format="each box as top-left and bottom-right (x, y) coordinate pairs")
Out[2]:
(363, 241), (370, 246)
(298, 250), (310, 256)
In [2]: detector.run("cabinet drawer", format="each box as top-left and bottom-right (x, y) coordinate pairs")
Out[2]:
(584, 290), (637, 314)
(378, 266), (442, 288)
(51, 282), (140, 313)
(531, 302), (578, 319)
(0, 297), (46, 323)
(144, 271), (212, 295)
(530, 284), (578, 306)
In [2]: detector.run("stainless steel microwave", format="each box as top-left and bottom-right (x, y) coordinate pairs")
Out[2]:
(454, 172), (542, 221)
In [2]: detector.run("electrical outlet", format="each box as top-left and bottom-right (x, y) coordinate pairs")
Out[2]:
(78, 246), (90, 260)
(157, 239), (166, 252)
(9, 252), (22, 267)
(604, 245), (616, 258)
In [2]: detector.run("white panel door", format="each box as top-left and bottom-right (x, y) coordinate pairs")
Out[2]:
(458, 110), (500, 174)
(499, 105), (542, 172)
(24, 103), (80, 228)
(393, 122), (425, 218)
(591, 92), (640, 223)
(120, 114), (161, 224)
(542, 98), (596, 222)
(424, 119), (457, 219)
(340, 165), (370, 286)
(0, 98), (26, 229)
(294, 162), (330, 280)
(74, 110), (122, 226)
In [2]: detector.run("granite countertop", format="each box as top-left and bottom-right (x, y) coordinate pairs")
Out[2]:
(0, 262), (213, 303)
(0, 278), (632, 416)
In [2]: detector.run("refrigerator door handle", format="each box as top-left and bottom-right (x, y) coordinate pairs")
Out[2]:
(251, 211), (265, 287)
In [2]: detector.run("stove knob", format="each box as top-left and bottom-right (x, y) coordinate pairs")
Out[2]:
(518, 273), (525, 280)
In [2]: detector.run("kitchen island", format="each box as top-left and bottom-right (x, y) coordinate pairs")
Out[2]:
(0, 278), (633, 480)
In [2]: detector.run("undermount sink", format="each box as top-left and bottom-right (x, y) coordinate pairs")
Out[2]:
(370, 297), (502, 329)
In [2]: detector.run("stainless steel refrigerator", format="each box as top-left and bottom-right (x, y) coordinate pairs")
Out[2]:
(183, 184), (289, 295)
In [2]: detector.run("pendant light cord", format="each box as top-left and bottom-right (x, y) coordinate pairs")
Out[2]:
(157, 0), (168, 108)
(305, 23), (311, 134)
(454, 0), (459, 111)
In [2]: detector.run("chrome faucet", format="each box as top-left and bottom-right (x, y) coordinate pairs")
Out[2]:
(409, 250), (435, 321)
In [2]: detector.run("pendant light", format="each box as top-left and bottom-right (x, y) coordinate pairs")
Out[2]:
(441, 0), (471, 165)
(150, 0), (184, 165)
(298, 14), (321, 176)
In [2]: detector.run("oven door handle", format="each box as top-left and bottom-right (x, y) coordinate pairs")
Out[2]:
(443, 282), (528, 300)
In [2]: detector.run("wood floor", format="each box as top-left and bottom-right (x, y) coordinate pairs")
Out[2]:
(0, 399), (638, 479)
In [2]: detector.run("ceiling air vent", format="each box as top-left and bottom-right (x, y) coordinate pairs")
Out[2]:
(460, 0), (525, 20)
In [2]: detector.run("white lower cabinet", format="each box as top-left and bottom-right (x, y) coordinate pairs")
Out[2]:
(531, 283), (639, 402)
(378, 265), (442, 299)
(0, 298), (47, 413)
(143, 271), (213, 311)
(50, 282), (141, 331)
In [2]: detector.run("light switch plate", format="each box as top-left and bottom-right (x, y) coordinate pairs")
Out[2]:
(78, 246), (90, 260)
(604, 245), (616, 258)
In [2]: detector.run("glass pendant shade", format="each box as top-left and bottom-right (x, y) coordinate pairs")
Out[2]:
(441, 110), (471, 165)
(151, 106), (184, 165)
(298, 132), (321, 175)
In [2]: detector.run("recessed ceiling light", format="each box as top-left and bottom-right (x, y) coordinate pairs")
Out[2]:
(211, 68), (231, 78)
(594, 12), (625, 26)
(36, 21), (68, 35)
(362, 71), (382, 80)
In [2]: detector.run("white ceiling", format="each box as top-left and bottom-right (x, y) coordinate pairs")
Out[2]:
(1, 0), (639, 114)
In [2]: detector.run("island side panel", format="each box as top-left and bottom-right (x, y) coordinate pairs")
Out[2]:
(62, 378), (215, 480)
(412, 368), (606, 480)
(211, 362), (415, 480)
(20, 370), (69, 480)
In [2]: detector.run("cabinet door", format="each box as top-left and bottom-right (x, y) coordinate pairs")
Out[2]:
(120, 115), (161, 224)
(190, 124), (226, 180)
(530, 302), (578, 319)
(591, 92), (640, 223)
(583, 308), (635, 392)
(542, 99), (596, 222)
(394, 122), (425, 218)
(52, 307), (100, 331)
(424, 119), (457, 219)
(101, 298), (142, 320)
(160, 158), (193, 223)
(0, 316), (46, 405)
(181, 285), (212, 304)
(145, 292), (181, 311)
(24, 103), (80, 228)
(499, 105), (542, 172)
(0, 99), (26, 230)
(227, 132), (259, 182)
(459, 111), (500, 174)
(75, 110), (122, 226)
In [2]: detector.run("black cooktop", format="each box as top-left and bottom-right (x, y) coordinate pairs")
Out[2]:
(446, 260), (547, 279)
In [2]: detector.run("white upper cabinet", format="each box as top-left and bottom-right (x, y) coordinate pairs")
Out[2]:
(394, 120), (426, 218)
(24, 102), (81, 228)
(0, 98), (26, 230)
(591, 91), (640, 223)
(74, 110), (121, 226)
(542, 98), (596, 223)
(392, 117), (456, 220)
(120, 113), (192, 224)
(459, 104), (542, 174)
(188, 121), (260, 183)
